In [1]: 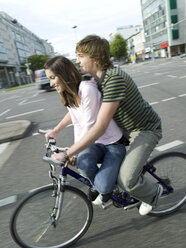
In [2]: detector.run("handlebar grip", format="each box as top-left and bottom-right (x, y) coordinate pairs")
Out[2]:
(48, 138), (56, 145)
(43, 156), (64, 166)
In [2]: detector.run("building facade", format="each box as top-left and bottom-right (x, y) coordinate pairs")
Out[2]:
(127, 30), (146, 62)
(141, 0), (186, 58)
(109, 25), (143, 41)
(0, 11), (54, 89)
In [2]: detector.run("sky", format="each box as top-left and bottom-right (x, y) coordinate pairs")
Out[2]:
(0, 0), (142, 58)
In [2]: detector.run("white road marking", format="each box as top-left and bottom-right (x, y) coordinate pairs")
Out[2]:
(32, 93), (39, 97)
(179, 76), (186, 79)
(18, 99), (26, 105)
(178, 94), (186, 97)
(167, 75), (177, 78)
(162, 97), (176, 102)
(0, 195), (17, 207)
(149, 101), (159, 105)
(138, 82), (159, 89)
(0, 95), (19, 103)
(0, 109), (11, 117)
(6, 109), (44, 119)
(0, 142), (9, 155)
(154, 73), (164, 75)
(32, 132), (40, 136)
(156, 140), (184, 152)
(18, 99), (45, 105)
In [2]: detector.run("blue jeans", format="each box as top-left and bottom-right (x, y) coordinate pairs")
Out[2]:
(76, 143), (126, 194)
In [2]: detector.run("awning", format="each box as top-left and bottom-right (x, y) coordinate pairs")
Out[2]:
(136, 50), (145, 55)
(160, 42), (168, 49)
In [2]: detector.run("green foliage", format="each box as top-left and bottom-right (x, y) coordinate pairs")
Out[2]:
(110, 34), (128, 60)
(25, 55), (50, 71)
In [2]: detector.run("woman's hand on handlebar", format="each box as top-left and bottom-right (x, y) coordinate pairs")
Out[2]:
(51, 152), (65, 162)
(45, 129), (57, 142)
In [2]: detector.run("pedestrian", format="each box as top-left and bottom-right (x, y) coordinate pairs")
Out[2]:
(44, 56), (126, 205)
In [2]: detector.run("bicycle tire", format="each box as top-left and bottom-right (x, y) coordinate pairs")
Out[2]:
(144, 152), (186, 217)
(10, 185), (93, 248)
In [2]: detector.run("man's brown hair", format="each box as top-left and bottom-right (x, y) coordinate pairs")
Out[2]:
(76, 35), (113, 70)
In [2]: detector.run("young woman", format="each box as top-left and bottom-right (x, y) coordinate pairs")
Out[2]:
(44, 56), (126, 205)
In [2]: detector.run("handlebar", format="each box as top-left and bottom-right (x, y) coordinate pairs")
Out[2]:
(38, 129), (69, 166)
(43, 156), (64, 166)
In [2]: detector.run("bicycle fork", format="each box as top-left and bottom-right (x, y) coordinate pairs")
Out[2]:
(50, 175), (66, 227)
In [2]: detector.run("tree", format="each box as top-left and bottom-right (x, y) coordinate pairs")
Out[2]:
(110, 34), (128, 60)
(25, 54), (50, 71)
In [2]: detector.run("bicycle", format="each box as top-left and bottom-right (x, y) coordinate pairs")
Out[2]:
(10, 129), (186, 248)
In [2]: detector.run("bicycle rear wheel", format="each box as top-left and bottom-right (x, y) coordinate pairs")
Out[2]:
(10, 185), (93, 248)
(145, 152), (186, 216)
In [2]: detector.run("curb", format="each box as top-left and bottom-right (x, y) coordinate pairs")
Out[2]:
(0, 120), (32, 144)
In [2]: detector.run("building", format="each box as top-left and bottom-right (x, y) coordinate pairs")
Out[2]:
(127, 30), (146, 62)
(140, 0), (186, 58)
(109, 25), (143, 41)
(0, 11), (55, 89)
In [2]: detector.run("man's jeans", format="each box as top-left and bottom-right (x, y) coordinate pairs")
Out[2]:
(77, 143), (126, 194)
(117, 129), (162, 205)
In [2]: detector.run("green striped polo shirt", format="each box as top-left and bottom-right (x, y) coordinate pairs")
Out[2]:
(98, 67), (161, 135)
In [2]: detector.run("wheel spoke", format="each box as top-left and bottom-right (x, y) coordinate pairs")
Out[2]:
(146, 152), (186, 216)
(10, 185), (93, 248)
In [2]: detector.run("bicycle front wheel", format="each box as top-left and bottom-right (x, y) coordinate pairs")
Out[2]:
(10, 185), (93, 248)
(146, 152), (186, 216)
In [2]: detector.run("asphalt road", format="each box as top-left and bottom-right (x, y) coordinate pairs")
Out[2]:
(0, 57), (186, 248)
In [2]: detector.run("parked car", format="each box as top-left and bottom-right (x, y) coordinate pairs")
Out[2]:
(113, 61), (119, 68)
(180, 53), (186, 58)
(35, 69), (53, 91)
(76, 65), (92, 80)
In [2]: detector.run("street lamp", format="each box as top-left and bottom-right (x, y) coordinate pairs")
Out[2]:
(72, 25), (78, 43)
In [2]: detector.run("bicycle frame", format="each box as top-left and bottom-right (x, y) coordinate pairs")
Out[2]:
(143, 164), (173, 194)
(59, 163), (174, 209)
(60, 166), (139, 208)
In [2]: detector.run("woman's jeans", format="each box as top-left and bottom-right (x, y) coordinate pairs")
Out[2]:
(117, 129), (162, 205)
(77, 143), (126, 194)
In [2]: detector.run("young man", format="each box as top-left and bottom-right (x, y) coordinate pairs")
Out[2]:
(50, 35), (163, 215)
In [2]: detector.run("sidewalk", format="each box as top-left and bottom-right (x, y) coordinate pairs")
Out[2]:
(0, 120), (32, 144)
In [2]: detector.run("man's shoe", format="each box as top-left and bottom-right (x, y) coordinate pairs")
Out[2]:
(139, 184), (163, 216)
(139, 202), (153, 216)
(88, 187), (99, 201)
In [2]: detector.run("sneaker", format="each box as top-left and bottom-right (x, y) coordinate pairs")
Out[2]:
(88, 187), (99, 201)
(92, 194), (103, 205)
(139, 184), (163, 216)
(92, 193), (112, 205)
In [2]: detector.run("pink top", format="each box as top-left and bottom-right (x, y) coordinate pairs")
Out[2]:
(67, 81), (123, 145)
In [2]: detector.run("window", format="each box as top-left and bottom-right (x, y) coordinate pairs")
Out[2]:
(169, 0), (177, 9)
(171, 15), (178, 24)
(172, 29), (179, 39)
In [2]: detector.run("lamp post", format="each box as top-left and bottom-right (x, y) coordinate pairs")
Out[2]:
(72, 25), (78, 43)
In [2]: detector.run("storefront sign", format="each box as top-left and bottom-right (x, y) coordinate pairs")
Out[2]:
(160, 42), (168, 48)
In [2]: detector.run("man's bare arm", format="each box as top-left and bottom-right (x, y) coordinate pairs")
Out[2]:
(67, 101), (120, 157)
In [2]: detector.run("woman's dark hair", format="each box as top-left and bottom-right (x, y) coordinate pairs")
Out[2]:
(44, 56), (82, 107)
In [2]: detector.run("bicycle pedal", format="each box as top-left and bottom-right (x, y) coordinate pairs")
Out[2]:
(123, 202), (140, 210)
(100, 201), (112, 210)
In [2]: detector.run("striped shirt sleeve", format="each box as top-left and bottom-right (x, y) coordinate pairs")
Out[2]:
(102, 75), (127, 102)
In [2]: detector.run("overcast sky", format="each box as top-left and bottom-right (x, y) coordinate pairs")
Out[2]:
(0, 0), (142, 58)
